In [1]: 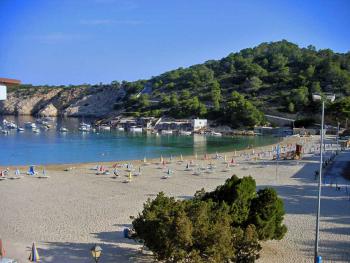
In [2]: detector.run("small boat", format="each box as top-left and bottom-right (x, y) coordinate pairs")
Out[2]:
(32, 128), (40, 133)
(25, 122), (37, 129)
(211, 132), (222, 136)
(117, 127), (125, 131)
(99, 125), (111, 131)
(79, 126), (90, 132)
(79, 122), (91, 132)
(129, 126), (143, 132)
(0, 129), (9, 135)
(179, 130), (192, 136)
(161, 130), (173, 135)
(59, 127), (68, 132)
(17, 127), (25, 132)
(6, 122), (17, 129)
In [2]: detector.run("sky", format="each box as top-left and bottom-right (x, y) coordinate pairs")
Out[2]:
(0, 0), (349, 85)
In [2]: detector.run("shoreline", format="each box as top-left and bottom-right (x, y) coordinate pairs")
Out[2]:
(1, 134), (349, 262)
(2, 135), (298, 170)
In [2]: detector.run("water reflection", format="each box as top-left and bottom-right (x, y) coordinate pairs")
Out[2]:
(0, 116), (281, 165)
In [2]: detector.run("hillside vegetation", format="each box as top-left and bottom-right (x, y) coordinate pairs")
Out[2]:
(4, 40), (350, 127)
(118, 40), (350, 127)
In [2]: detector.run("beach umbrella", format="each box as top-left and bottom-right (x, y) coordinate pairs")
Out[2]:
(29, 242), (40, 262)
(15, 168), (20, 176)
(204, 153), (208, 160)
(143, 156), (147, 163)
(224, 155), (227, 162)
(195, 152), (198, 160)
(170, 155), (173, 161)
(0, 239), (5, 258)
(160, 155), (163, 162)
(180, 154), (183, 161)
(186, 163), (189, 169)
(128, 171), (132, 182)
(167, 169), (171, 175)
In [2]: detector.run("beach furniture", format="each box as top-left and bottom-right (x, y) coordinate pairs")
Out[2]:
(28, 243), (40, 262)
(0, 169), (9, 180)
(27, 166), (38, 176)
(177, 154), (184, 164)
(184, 163), (192, 171)
(0, 239), (5, 258)
(221, 163), (230, 172)
(37, 168), (49, 179)
(192, 168), (201, 176)
(134, 167), (142, 176)
(142, 156), (150, 166)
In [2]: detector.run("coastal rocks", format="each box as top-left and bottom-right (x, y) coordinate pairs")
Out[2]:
(63, 86), (125, 117)
(38, 103), (58, 117)
(0, 85), (126, 117)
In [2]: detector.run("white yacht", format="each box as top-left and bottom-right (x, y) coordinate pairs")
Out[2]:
(59, 127), (68, 132)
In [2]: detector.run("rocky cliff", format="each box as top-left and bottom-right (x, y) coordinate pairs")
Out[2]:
(0, 85), (126, 117)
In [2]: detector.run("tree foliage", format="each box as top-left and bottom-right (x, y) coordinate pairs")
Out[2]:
(132, 175), (286, 262)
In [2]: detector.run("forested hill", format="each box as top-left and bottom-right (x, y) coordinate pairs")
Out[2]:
(4, 40), (350, 128)
(119, 40), (350, 127)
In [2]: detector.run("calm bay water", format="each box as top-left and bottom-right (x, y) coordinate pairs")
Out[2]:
(0, 116), (281, 166)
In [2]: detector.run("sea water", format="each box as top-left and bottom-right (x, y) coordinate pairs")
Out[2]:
(0, 116), (280, 166)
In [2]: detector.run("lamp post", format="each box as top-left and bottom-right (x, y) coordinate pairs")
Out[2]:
(90, 244), (102, 263)
(337, 122), (340, 152)
(312, 93), (335, 263)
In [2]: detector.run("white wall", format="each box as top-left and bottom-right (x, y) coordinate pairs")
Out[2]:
(0, 85), (7, 100)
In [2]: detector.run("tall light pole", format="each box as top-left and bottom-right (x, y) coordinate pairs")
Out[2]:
(337, 122), (340, 152)
(312, 93), (335, 263)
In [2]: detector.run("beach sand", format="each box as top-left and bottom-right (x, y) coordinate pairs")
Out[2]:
(0, 136), (349, 262)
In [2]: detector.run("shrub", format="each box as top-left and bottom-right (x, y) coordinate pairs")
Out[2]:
(132, 176), (286, 262)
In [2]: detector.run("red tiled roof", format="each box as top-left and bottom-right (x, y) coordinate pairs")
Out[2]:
(0, 78), (21, 85)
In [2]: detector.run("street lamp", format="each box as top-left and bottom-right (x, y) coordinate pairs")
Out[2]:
(90, 244), (102, 263)
(312, 93), (335, 263)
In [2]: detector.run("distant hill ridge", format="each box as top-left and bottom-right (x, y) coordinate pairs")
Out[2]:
(1, 40), (349, 127)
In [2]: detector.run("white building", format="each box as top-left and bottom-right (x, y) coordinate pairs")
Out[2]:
(0, 78), (21, 100)
(192, 118), (207, 131)
(0, 85), (6, 100)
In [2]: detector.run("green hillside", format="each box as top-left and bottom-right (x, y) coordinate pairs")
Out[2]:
(12, 40), (350, 128)
(116, 40), (349, 127)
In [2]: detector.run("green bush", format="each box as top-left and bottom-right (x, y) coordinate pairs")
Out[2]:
(132, 175), (286, 262)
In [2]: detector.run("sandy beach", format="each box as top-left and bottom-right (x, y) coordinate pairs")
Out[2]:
(1, 136), (350, 262)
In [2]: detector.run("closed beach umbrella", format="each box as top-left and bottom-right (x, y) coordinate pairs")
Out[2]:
(160, 155), (163, 162)
(128, 171), (132, 182)
(0, 239), (5, 258)
(195, 153), (198, 160)
(180, 154), (183, 161)
(29, 242), (40, 262)
(186, 163), (189, 169)
(143, 156), (147, 163)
